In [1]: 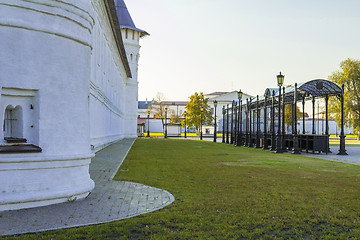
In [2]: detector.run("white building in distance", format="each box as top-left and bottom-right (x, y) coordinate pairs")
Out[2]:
(0, 0), (147, 211)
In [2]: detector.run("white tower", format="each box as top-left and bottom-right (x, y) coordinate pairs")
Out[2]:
(115, 0), (149, 137)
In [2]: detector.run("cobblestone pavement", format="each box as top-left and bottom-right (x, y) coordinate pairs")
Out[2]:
(0, 138), (175, 236)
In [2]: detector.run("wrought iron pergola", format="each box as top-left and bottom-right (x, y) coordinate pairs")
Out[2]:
(223, 79), (347, 155)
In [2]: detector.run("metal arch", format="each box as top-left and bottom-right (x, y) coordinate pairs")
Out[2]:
(298, 79), (342, 98)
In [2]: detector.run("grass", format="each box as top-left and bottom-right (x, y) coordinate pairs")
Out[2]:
(4, 139), (360, 239)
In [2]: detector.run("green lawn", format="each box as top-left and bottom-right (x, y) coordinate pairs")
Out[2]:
(5, 139), (360, 239)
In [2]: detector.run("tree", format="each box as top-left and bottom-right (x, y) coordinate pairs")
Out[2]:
(328, 58), (360, 138)
(170, 114), (182, 124)
(284, 104), (302, 133)
(283, 85), (302, 133)
(184, 92), (213, 131)
(149, 92), (167, 120)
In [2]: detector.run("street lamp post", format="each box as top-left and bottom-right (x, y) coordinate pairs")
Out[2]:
(245, 98), (249, 146)
(276, 72), (284, 153)
(338, 84), (348, 155)
(249, 98), (254, 147)
(256, 95), (260, 148)
(293, 83), (301, 154)
(213, 100), (218, 142)
(237, 90), (243, 146)
(226, 104), (229, 144)
(271, 90), (276, 151)
(147, 111), (150, 137)
(164, 107), (168, 138)
(282, 87), (286, 152)
(263, 94), (269, 150)
(200, 106), (204, 140)
(184, 111), (187, 138)
(231, 101), (234, 144)
(222, 106), (225, 143)
(234, 101), (238, 146)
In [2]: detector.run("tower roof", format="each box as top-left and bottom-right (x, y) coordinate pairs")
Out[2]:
(115, 0), (149, 37)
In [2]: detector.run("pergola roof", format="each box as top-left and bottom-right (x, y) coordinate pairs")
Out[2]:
(297, 79), (342, 98)
(252, 79), (342, 108)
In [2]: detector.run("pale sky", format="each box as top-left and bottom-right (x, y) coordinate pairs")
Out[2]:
(125, 0), (360, 101)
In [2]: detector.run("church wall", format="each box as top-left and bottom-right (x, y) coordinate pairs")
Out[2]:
(0, 0), (141, 211)
(89, 1), (139, 152)
(0, 0), (95, 211)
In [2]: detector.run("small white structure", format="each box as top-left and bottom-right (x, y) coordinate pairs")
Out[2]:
(0, 0), (147, 211)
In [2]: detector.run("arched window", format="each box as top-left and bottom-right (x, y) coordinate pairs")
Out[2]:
(130, 54), (133, 62)
(3, 105), (23, 139)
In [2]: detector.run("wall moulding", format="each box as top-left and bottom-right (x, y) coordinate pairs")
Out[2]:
(1, 87), (38, 97)
(0, 0), (94, 48)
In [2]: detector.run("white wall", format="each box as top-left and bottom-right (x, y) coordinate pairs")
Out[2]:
(0, 0), (95, 211)
(122, 28), (141, 139)
(89, 1), (140, 152)
(0, 0), (142, 211)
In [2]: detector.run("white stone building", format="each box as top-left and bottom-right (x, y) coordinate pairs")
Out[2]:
(206, 91), (253, 114)
(0, 0), (147, 211)
(206, 91), (253, 131)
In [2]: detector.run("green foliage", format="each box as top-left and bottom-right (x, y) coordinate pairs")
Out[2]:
(284, 104), (302, 132)
(169, 114), (182, 124)
(184, 92), (213, 130)
(328, 58), (360, 137)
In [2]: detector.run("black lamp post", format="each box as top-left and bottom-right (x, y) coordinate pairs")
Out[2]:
(222, 106), (225, 143)
(282, 86), (286, 152)
(230, 101), (235, 144)
(164, 107), (168, 138)
(226, 104), (229, 144)
(263, 94), (269, 150)
(338, 84), (348, 155)
(147, 111), (150, 137)
(276, 72), (284, 153)
(184, 111), (187, 138)
(256, 95), (260, 148)
(245, 98), (249, 146)
(302, 96), (306, 134)
(271, 90), (276, 151)
(213, 100), (218, 142)
(293, 83), (301, 154)
(237, 90), (243, 146)
(248, 98), (254, 147)
(234, 101), (238, 146)
(200, 106), (204, 140)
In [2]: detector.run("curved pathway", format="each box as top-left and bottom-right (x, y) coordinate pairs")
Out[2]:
(0, 139), (175, 236)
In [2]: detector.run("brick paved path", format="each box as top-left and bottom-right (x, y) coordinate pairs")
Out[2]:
(0, 138), (174, 236)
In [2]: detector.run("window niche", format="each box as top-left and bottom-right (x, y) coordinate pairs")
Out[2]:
(0, 88), (41, 153)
